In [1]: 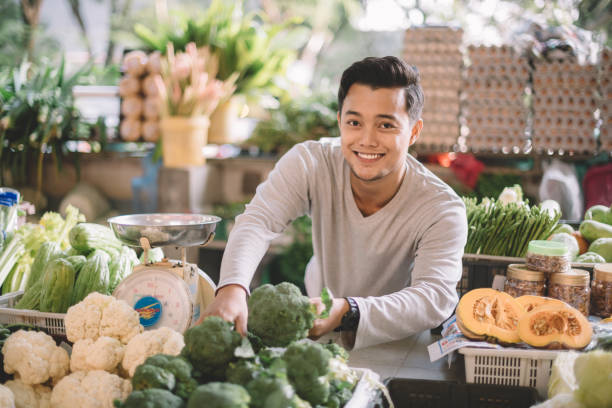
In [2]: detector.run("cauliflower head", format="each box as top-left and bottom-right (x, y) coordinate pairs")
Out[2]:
(2, 330), (69, 385)
(4, 379), (51, 408)
(247, 282), (316, 347)
(187, 382), (250, 408)
(122, 327), (184, 377)
(0, 384), (15, 408)
(182, 316), (242, 381)
(50, 370), (132, 408)
(70, 337), (124, 373)
(65, 293), (143, 345)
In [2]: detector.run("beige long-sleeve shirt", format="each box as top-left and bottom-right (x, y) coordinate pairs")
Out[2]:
(219, 139), (467, 349)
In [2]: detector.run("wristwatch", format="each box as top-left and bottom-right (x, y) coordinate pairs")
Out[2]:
(335, 297), (360, 332)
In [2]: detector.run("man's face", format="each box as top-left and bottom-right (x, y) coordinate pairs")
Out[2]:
(339, 84), (422, 183)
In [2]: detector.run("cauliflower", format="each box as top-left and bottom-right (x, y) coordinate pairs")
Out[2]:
(65, 292), (143, 345)
(2, 331), (69, 385)
(4, 379), (51, 408)
(122, 327), (184, 377)
(50, 370), (131, 408)
(70, 337), (124, 373)
(247, 282), (316, 347)
(0, 384), (14, 408)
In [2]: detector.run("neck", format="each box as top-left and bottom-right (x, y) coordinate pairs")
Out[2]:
(350, 163), (406, 216)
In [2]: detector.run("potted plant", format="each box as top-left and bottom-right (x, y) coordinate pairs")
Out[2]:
(0, 59), (92, 195)
(153, 42), (237, 167)
(134, 0), (305, 143)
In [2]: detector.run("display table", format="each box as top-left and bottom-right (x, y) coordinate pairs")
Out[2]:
(346, 330), (463, 382)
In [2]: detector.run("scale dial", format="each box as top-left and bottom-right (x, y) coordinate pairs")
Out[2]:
(113, 268), (193, 333)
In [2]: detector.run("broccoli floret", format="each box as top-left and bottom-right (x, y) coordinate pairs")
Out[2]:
(187, 382), (250, 408)
(181, 316), (242, 381)
(282, 341), (333, 406)
(116, 388), (185, 408)
(323, 342), (349, 362)
(257, 347), (286, 368)
(247, 371), (301, 408)
(132, 365), (176, 392)
(133, 354), (198, 400)
(248, 282), (316, 347)
(226, 359), (262, 387)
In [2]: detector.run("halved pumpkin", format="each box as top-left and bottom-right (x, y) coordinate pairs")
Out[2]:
(518, 304), (592, 349)
(515, 295), (567, 313)
(457, 288), (524, 344)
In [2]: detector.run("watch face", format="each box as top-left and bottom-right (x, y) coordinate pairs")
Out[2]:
(341, 299), (359, 331)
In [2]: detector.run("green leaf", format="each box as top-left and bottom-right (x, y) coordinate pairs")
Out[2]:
(320, 287), (332, 319)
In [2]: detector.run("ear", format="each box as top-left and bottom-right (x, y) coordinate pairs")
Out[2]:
(337, 111), (341, 129)
(409, 119), (423, 146)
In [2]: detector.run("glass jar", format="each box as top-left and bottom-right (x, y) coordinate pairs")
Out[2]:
(526, 240), (571, 274)
(504, 264), (546, 297)
(547, 269), (590, 316)
(591, 263), (612, 318)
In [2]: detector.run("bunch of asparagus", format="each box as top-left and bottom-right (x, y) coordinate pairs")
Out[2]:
(463, 197), (561, 257)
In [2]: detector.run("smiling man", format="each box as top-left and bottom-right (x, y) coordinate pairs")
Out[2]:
(204, 56), (468, 349)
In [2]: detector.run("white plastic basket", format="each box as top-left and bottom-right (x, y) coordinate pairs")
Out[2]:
(459, 347), (560, 398)
(0, 291), (66, 336)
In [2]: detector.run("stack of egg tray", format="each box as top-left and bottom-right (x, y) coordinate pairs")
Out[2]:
(600, 48), (612, 152)
(403, 27), (463, 151)
(532, 58), (598, 153)
(463, 45), (529, 152)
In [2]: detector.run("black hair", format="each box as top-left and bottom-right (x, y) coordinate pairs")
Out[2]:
(338, 56), (424, 122)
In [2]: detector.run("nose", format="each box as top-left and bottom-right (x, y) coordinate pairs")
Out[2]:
(358, 125), (378, 147)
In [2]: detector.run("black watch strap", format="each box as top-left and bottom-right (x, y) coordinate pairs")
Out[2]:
(336, 297), (360, 332)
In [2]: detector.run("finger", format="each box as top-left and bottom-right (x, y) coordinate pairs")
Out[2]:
(235, 313), (247, 337)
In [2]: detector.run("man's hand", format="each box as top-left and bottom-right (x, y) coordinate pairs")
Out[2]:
(199, 284), (248, 336)
(308, 297), (349, 339)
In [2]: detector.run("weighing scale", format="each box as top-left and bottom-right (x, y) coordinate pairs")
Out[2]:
(107, 213), (221, 333)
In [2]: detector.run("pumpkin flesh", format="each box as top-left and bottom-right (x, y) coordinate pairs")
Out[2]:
(457, 288), (524, 344)
(518, 304), (592, 349)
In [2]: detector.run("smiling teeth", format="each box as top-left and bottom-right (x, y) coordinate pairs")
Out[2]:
(357, 152), (381, 159)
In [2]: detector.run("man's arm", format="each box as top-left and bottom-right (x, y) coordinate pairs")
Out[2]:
(349, 202), (467, 349)
(203, 144), (315, 331)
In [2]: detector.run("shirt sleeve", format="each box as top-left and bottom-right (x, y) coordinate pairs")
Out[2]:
(350, 199), (467, 350)
(217, 143), (315, 293)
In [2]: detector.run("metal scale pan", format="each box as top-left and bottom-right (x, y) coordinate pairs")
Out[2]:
(107, 213), (221, 249)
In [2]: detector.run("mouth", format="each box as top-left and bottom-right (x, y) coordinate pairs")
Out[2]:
(354, 151), (384, 161)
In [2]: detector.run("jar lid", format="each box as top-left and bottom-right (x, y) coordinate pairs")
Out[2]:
(549, 269), (590, 286)
(528, 240), (569, 256)
(507, 264), (546, 282)
(594, 263), (612, 282)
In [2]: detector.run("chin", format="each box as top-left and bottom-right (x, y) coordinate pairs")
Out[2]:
(350, 166), (385, 182)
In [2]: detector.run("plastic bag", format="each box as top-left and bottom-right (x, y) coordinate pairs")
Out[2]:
(539, 159), (583, 221)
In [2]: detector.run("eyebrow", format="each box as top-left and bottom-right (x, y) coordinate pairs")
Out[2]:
(344, 110), (399, 121)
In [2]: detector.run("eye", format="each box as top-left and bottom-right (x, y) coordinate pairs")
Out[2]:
(346, 120), (360, 127)
(380, 122), (396, 129)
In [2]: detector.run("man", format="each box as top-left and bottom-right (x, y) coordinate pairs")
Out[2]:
(204, 56), (467, 349)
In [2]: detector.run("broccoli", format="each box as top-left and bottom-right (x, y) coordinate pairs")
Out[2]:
(186, 382), (250, 408)
(132, 354), (198, 400)
(247, 371), (302, 408)
(257, 347), (286, 367)
(226, 359), (262, 387)
(323, 342), (349, 362)
(181, 316), (242, 381)
(116, 388), (184, 408)
(132, 365), (176, 392)
(282, 341), (333, 406)
(248, 282), (316, 347)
